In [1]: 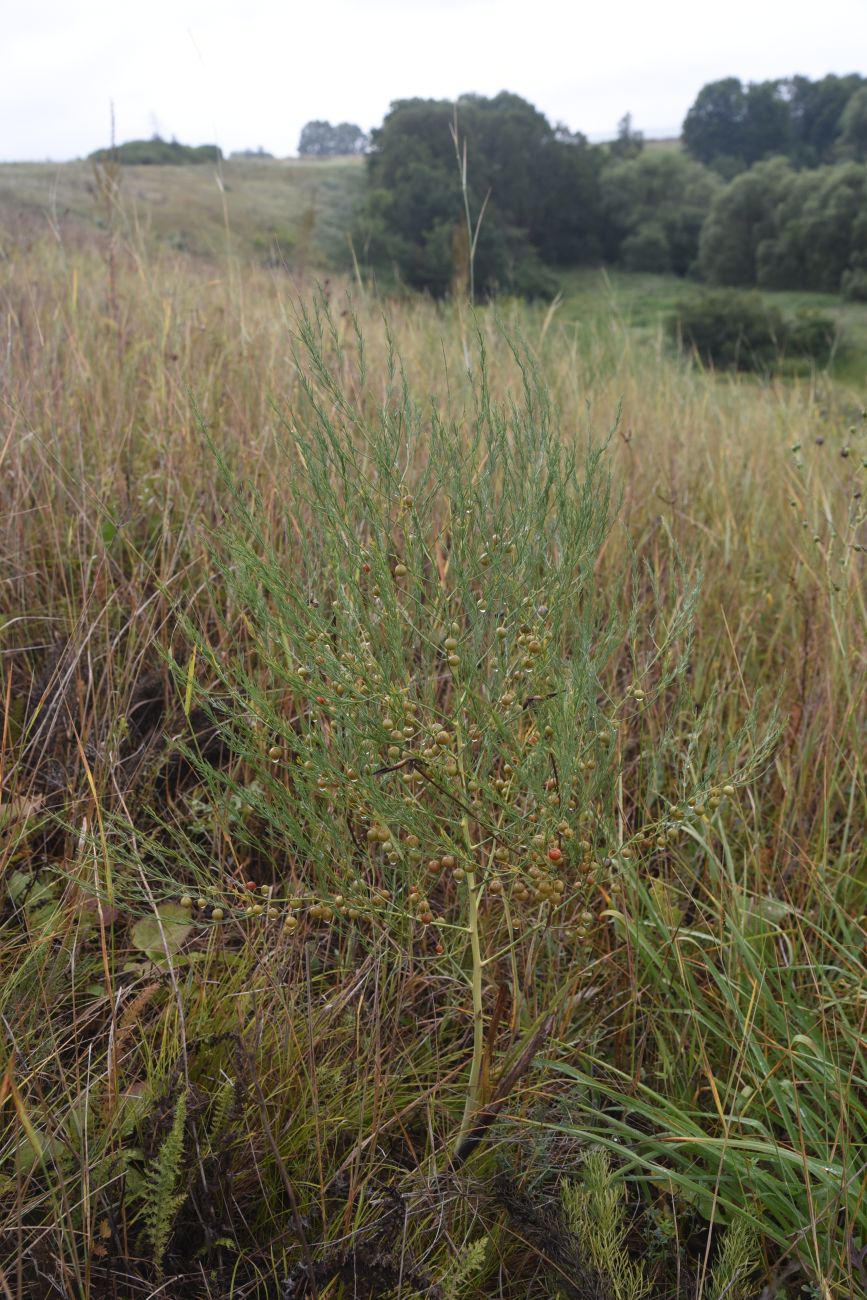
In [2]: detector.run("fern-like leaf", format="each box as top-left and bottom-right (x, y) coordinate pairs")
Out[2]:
(207, 1074), (236, 1147)
(707, 1216), (761, 1300)
(441, 1235), (489, 1300)
(562, 1149), (651, 1300)
(142, 1091), (188, 1278)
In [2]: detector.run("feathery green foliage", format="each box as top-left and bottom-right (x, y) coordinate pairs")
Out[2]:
(443, 1236), (490, 1299)
(140, 1092), (188, 1277)
(562, 1150), (651, 1300)
(707, 1217), (762, 1300)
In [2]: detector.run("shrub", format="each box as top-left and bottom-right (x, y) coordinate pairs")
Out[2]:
(669, 290), (837, 371)
(669, 290), (785, 370)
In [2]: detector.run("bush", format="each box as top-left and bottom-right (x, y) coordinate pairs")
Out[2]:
(669, 290), (837, 371)
(669, 291), (785, 370)
(176, 298), (726, 1173)
(507, 248), (562, 299)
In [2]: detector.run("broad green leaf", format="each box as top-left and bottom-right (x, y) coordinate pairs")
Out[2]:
(131, 903), (193, 958)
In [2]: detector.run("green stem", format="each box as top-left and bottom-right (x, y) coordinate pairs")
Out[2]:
(456, 869), (485, 1151)
(453, 702), (485, 1153)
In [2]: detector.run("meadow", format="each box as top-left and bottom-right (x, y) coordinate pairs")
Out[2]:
(0, 168), (866, 1299)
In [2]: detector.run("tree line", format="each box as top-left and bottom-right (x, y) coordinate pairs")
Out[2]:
(353, 75), (867, 301)
(683, 74), (867, 174)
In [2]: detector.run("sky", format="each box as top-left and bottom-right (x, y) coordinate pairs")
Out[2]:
(2, 0), (865, 162)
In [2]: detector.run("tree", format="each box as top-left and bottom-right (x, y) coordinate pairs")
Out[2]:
(620, 222), (671, 273)
(788, 74), (864, 165)
(742, 81), (791, 164)
(298, 121), (368, 157)
(836, 86), (867, 161)
(698, 158), (793, 285)
(331, 122), (370, 155)
(683, 78), (792, 171)
(682, 78), (747, 169)
(684, 73), (866, 171)
(533, 129), (603, 266)
(698, 157), (867, 293)
(600, 151), (720, 275)
(799, 164), (867, 288)
(608, 113), (644, 160)
(357, 94), (603, 297)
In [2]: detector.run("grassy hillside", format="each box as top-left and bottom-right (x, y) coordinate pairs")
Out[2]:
(0, 154), (365, 265)
(1, 220), (865, 1297)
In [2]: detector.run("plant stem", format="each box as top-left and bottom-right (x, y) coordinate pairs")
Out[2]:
(453, 704), (486, 1154)
(456, 868), (485, 1152)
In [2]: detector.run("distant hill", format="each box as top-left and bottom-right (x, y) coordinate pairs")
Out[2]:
(89, 137), (222, 166)
(0, 155), (365, 266)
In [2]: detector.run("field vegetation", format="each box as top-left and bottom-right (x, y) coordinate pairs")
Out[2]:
(0, 177), (866, 1300)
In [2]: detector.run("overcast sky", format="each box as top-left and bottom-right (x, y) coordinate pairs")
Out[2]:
(2, 0), (865, 162)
